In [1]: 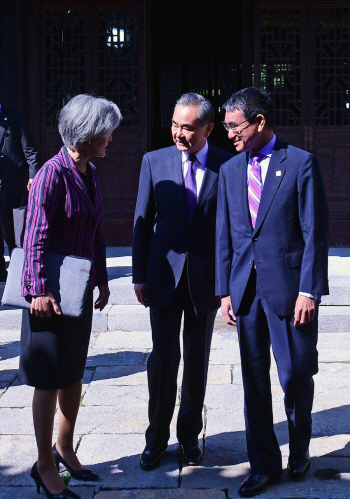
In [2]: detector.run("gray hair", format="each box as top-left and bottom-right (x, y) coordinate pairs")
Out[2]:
(175, 93), (214, 125)
(58, 94), (122, 149)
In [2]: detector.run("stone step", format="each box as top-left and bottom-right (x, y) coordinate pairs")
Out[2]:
(105, 275), (350, 306)
(1, 303), (350, 333)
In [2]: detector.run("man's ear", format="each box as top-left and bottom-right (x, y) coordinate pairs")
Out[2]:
(255, 114), (266, 132)
(205, 122), (214, 137)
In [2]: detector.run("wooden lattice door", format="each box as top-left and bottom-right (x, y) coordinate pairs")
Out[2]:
(41, 1), (147, 245)
(247, 0), (350, 245)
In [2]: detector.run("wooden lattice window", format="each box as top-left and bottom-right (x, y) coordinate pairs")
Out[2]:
(98, 8), (140, 127)
(314, 7), (350, 126)
(259, 7), (302, 127)
(44, 8), (86, 127)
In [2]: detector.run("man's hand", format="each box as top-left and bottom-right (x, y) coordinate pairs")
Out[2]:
(294, 295), (316, 327)
(27, 179), (33, 191)
(221, 295), (236, 326)
(30, 292), (61, 318)
(134, 283), (147, 306)
(94, 284), (110, 311)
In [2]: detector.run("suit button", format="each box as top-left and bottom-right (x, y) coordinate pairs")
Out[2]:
(253, 237), (258, 241)
(181, 253), (185, 256)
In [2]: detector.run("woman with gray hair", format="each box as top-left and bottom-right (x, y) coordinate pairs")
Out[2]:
(19, 94), (122, 499)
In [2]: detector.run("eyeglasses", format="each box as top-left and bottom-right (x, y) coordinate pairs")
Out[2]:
(222, 118), (254, 132)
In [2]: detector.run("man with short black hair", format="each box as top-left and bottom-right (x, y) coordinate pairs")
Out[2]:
(133, 93), (232, 470)
(216, 87), (329, 497)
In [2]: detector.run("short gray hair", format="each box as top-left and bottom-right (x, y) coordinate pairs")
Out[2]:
(175, 93), (214, 125)
(58, 94), (122, 149)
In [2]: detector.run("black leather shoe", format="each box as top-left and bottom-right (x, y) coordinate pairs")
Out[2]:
(238, 473), (281, 497)
(288, 452), (310, 481)
(140, 445), (165, 471)
(178, 444), (203, 465)
(53, 444), (98, 482)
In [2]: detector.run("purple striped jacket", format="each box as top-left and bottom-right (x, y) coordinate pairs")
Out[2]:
(22, 146), (108, 297)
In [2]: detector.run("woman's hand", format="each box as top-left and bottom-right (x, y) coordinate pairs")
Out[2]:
(94, 284), (110, 311)
(30, 292), (62, 318)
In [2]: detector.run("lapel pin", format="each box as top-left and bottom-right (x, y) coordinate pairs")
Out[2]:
(276, 170), (281, 177)
(4, 117), (7, 120)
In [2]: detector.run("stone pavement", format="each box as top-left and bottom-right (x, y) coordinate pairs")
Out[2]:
(0, 247), (349, 499)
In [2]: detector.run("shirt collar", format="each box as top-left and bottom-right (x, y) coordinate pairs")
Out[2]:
(257, 134), (276, 157)
(182, 140), (208, 168)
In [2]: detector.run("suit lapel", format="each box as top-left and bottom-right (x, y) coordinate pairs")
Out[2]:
(168, 146), (183, 185)
(59, 147), (98, 219)
(167, 146), (189, 217)
(254, 143), (287, 233)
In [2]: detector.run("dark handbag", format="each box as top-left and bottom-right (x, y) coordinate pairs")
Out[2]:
(1, 247), (92, 318)
(13, 206), (27, 248)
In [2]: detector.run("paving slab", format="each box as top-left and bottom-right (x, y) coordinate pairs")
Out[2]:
(0, 340), (20, 365)
(108, 276), (138, 305)
(0, 435), (37, 485)
(0, 380), (34, 408)
(0, 485), (95, 499)
(91, 366), (148, 385)
(74, 405), (148, 434)
(108, 305), (150, 332)
(95, 490), (226, 499)
(82, 383), (149, 407)
(92, 306), (112, 332)
(0, 308), (22, 330)
(206, 365), (232, 385)
(75, 434), (180, 489)
(182, 460), (350, 499)
(93, 331), (152, 350)
(204, 384), (244, 410)
(86, 349), (148, 367)
(0, 407), (34, 434)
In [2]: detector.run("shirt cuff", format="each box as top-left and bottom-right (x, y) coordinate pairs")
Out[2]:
(299, 291), (321, 301)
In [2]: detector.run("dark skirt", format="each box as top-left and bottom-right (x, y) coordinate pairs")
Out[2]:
(19, 289), (93, 390)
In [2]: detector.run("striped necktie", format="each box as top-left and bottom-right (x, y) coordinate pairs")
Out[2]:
(248, 154), (265, 228)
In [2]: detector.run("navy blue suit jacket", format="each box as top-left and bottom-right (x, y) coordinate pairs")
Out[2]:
(215, 137), (329, 317)
(133, 143), (232, 311)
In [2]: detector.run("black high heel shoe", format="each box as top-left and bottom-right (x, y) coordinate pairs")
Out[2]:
(53, 443), (99, 482)
(30, 462), (80, 499)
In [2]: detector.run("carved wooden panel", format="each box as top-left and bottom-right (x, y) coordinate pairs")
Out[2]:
(252, 1), (350, 245)
(44, 8), (87, 127)
(257, 6), (303, 126)
(313, 7), (350, 126)
(41, 1), (146, 245)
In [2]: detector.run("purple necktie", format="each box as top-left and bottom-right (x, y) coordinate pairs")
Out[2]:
(248, 154), (265, 228)
(184, 154), (197, 220)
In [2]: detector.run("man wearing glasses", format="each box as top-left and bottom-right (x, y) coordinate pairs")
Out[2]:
(216, 87), (329, 497)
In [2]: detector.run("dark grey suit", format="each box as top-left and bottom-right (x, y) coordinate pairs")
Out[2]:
(0, 105), (39, 276)
(133, 143), (232, 448)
